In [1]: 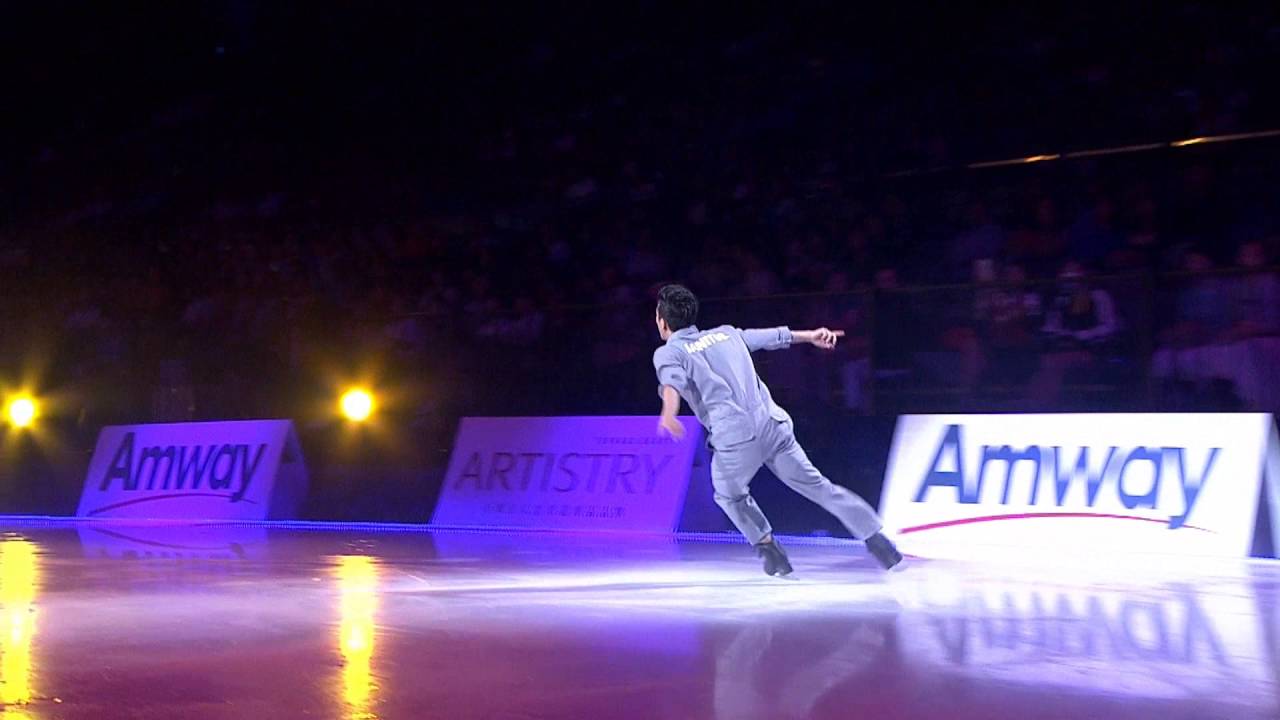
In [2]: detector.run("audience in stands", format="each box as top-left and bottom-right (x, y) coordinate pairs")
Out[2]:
(1153, 241), (1280, 410)
(1029, 261), (1122, 407)
(4, 2), (1280, 420)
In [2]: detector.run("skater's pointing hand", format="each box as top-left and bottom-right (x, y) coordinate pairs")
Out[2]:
(809, 327), (844, 350)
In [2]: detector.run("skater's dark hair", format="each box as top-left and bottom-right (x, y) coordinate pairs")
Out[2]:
(657, 284), (698, 331)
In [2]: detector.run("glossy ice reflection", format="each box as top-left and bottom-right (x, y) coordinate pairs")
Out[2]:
(0, 539), (40, 718)
(0, 523), (1274, 719)
(335, 555), (379, 719)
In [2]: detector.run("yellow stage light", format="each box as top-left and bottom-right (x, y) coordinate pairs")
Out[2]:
(340, 389), (375, 422)
(5, 397), (37, 429)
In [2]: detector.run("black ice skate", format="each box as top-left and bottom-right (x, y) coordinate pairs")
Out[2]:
(865, 532), (904, 571)
(755, 538), (793, 577)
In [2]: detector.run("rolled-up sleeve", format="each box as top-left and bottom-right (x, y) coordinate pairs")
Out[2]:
(653, 345), (690, 395)
(739, 326), (793, 352)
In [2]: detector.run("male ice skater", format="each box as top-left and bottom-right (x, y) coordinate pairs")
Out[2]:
(652, 284), (902, 576)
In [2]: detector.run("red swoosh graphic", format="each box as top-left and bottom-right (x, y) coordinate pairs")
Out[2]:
(85, 493), (258, 516)
(899, 512), (1214, 535)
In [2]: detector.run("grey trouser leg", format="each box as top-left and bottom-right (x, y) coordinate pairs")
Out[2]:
(761, 419), (883, 540)
(711, 438), (772, 545)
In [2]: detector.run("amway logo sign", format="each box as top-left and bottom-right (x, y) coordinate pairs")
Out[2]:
(878, 414), (1275, 558)
(77, 420), (308, 520)
(915, 424), (1218, 529)
(98, 431), (268, 504)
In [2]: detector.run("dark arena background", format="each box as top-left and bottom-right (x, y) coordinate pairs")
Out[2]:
(2, 2), (1280, 718)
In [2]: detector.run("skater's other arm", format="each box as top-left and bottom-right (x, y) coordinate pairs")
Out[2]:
(653, 345), (688, 439)
(657, 385), (685, 439)
(741, 326), (844, 351)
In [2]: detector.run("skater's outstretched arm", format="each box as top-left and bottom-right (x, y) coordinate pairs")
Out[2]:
(792, 328), (844, 350)
(740, 327), (844, 351)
